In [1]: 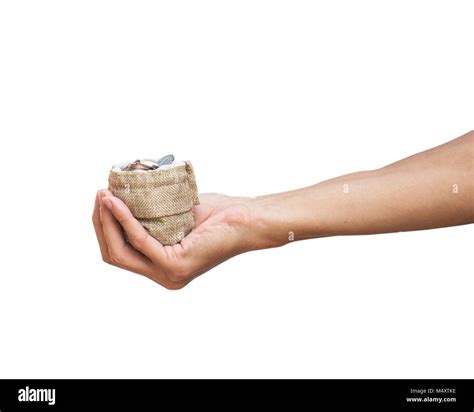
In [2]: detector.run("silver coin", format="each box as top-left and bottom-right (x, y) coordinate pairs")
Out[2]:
(156, 154), (174, 167)
(124, 155), (174, 171)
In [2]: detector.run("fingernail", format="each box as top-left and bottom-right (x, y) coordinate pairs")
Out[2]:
(102, 196), (113, 210)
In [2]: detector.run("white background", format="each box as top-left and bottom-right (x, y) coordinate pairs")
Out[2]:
(0, 1), (472, 378)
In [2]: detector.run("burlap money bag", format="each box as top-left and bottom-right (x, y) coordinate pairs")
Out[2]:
(108, 161), (199, 245)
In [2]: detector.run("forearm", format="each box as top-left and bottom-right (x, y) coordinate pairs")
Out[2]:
(249, 131), (474, 249)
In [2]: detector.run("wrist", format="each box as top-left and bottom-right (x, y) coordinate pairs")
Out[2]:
(244, 180), (343, 247)
(245, 194), (296, 250)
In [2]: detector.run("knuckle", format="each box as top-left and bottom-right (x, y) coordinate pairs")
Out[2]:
(102, 255), (112, 265)
(118, 214), (133, 227)
(128, 232), (147, 250)
(109, 252), (124, 266)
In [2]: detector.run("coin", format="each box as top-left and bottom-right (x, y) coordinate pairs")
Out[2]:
(124, 161), (153, 171)
(140, 160), (160, 169)
(156, 154), (174, 167)
(124, 161), (142, 171)
(123, 155), (174, 171)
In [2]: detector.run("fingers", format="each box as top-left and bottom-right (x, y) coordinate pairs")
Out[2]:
(99, 193), (153, 276)
(93, 190), (195, 289)
(101, 194), (200, 287)
(92, 191), (110, 262)
(101, 195), (166, 263)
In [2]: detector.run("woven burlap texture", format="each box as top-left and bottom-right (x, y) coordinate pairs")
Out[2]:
(108, 161), (199, 245)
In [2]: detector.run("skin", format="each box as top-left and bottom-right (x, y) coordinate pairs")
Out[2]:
(93, 131), (474, 289)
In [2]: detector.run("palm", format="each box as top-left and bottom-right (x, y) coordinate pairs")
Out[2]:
(164, 193), (251, 276)
(93, 190), (252, 289)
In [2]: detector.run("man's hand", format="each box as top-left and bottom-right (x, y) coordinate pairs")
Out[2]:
(93, 132), (473, 289)
(92, 190), (256, 289)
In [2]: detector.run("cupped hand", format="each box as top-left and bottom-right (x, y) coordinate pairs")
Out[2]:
(92, 190), (256, 289)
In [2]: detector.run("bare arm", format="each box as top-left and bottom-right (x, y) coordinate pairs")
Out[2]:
(93, 131), (474, 289)
(252, 131), (474, 248)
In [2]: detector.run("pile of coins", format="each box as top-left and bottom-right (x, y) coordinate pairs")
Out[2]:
(124, 154), (175, 171)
